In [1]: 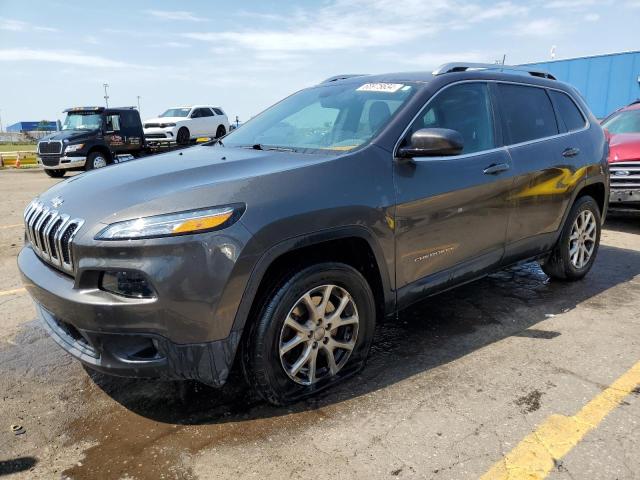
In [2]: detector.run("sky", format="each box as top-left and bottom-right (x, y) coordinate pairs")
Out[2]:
(0, 0), (639, 127)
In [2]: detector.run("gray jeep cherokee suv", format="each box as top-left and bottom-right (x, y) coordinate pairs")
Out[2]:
(19, 63), (608, 405)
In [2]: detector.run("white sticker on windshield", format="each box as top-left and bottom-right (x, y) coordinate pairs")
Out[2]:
(357, 83), (404, 93)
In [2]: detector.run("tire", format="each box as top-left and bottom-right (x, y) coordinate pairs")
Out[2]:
(44, 169), (65, 178)
(85, 151), (109, 171)
(215, 125), (226, 139)
(541, 195), (601, 281)
(176, 127), (190, 146)
(243, 262), (376, 405)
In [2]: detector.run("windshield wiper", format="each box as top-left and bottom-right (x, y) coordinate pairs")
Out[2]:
(251, 144), (297, 152)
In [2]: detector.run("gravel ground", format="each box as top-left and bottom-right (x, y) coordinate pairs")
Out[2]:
(1, 168), (639, 479)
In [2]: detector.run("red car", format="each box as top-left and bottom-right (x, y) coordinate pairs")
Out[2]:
(602, 100), (640, 209)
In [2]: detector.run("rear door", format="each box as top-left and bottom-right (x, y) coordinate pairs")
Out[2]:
(497, 83), (587, 262)
(394, 81), (515, 306)
(197, 107), (216, 137)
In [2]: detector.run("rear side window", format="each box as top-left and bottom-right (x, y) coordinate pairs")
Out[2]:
(213, 108), (224, 115)
(549, 91), (586, 132)
(409, 82), (495, 155)
(498, 84), (558, 144)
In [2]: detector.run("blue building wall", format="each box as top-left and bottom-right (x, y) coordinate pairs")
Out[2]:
(7, 121), (58, 132)
(523, 51), (640, 118)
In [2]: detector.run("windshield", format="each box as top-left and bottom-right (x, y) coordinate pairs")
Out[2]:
(222, 81), (417, 152)
(160, 108), (191, 118)
(602, 109), (640, 134)
(62, 112), (102, 131)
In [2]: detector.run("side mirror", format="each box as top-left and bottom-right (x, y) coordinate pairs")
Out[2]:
(397, 128), (464, 158)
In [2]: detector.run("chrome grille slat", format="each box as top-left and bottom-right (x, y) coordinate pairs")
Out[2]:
(23, 200), (83, 275)
(37, 140), (63, 155)
(610, 162), (640, 190)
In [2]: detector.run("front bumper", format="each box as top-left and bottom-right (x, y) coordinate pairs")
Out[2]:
(609, 189), (640, 206)
(144, 127), (176, 143)
(17, 219), (255, 385)
(38, 155), (86, 170)
(36, 302), (240, 386)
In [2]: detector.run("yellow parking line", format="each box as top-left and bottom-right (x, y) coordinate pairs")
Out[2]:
(0, 223), (22, 230)
(481, 360), (640, 480)
(0, 287), (26, 297)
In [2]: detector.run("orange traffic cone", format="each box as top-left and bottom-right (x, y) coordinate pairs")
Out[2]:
(14, 155), (21, 169)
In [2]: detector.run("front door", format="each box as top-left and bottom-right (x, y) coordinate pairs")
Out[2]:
(103, 113), (126, 154)
(393, 81), (514, 307)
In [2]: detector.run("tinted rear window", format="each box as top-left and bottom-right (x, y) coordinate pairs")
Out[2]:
(498, 84), (558, 144)
(550, 91), (586, 132)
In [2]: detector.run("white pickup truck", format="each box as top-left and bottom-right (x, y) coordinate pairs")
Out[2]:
(143, 105), (230, 145)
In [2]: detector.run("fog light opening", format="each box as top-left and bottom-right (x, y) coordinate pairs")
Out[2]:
(100, 270), (155, 298)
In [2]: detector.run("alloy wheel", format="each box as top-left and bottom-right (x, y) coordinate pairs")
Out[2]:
(93, 155), (107, 169)
(278, 284), (359, 385)
(569, 210), (597, 269)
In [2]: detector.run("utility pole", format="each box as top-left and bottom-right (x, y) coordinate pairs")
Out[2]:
(137, 95), (141, 113)
(103, 83), (110, 107)
(0, 108), (3, 132)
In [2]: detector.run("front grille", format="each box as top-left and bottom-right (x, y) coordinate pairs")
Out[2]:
(24, 200), (84, 275)
(144, 123), (160, 128)
(145, 133), (167, 138)
(38, 140), (63, 155)
(610, 161), (640, 190)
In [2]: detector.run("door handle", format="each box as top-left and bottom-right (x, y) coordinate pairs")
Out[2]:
(483, 163), (510, 175)
(562, 147), (580, 158)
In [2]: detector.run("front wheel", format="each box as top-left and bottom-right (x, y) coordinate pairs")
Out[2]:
(541, 195), (601, 281)
(85, 151), (109, 171)
(44, 169), (65, 178)
(176, 127), (190, 146)
(243, 263), (376, 405)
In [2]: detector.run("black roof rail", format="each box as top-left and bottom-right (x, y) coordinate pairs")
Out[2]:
(433, 62), (556, 80)
(321, 74), (368, 83)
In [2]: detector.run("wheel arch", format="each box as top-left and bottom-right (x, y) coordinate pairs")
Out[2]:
(87, 145), (112, 163)
(231, 227), (395, 338)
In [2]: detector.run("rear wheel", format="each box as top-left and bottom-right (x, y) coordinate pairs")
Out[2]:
(85, 151), (109, 171)
(44, 169), (65, 178)
(215, 125), (226, 139)
(177, 127), (190, 145)
(243, 262), (376, 405)
(541, 195), (601, 281)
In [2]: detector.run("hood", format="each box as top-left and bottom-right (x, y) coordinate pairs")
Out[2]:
(39, 129), (97, 143)
(33, 145), (339, 237)
(144, 116), (185, 124)
(607, 132), (640, 163)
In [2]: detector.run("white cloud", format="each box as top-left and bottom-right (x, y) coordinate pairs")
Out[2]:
(146, 10), (206, 22)
(0, 48), (137, 68)
(183, 0), (528, 53)
(0, 18), (58, 32)
(504, 19), (563, 37)
(162, 41), (191, 48)
(584, 13), (600, 21)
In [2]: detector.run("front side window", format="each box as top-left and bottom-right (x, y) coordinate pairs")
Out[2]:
(222, 82), (417, 152)
(62, 112), (102, 131)
(602, 109), (640, 134)
(407, 82), (495, 155)
(550, 90), (586, 132)
(498, 84), (558, 144)
(105, 115), (121, 132)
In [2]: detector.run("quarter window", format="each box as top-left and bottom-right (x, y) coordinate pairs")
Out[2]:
(549, 91), (586, 132)
(498, 84), (558, 144)
(408, 82), (495, 155)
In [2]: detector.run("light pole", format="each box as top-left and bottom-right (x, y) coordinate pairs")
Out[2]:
(137, 95), (141, 113)
(103, 83), (110, 107)
(0, 109), (3, 132)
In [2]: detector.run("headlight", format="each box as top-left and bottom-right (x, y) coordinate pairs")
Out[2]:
(95, 204), (244, 240)
(65, 143), (84, 153)
(160, 123), (176, 128)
